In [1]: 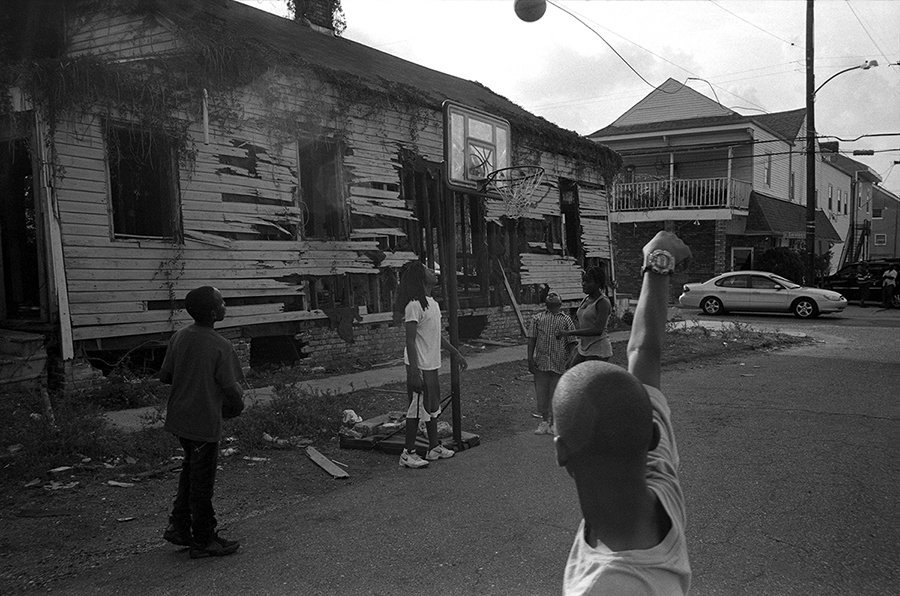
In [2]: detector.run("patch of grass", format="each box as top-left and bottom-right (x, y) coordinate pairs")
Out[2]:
(0, 389), (178, 486)
(227, 384), (407, 451)
(80, 369), (169, 410)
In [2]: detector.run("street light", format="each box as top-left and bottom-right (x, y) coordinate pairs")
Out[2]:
(815, 60), (878, 95)
(805, 1), (878, 285)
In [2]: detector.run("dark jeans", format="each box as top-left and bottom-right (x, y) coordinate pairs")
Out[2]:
(170, 437), (218, 543)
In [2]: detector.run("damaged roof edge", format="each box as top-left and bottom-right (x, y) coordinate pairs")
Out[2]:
(144, 0), (622, 177)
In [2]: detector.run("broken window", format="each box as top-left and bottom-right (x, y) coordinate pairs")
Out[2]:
(106, 124), (179, 239)
(559, 178), (581, 259)
(299, 138), (344, 239)
(519, 216), (562, 252)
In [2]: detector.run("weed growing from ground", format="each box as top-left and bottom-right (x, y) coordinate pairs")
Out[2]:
(0, 389), (178, 484)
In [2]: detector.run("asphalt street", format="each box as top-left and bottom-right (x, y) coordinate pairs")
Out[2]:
(51, 307), (899, 595)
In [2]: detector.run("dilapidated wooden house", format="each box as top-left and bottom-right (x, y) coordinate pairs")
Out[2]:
(0, 0), (620, 388)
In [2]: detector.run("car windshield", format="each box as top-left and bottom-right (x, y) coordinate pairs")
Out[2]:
(770, 274), (801, 289)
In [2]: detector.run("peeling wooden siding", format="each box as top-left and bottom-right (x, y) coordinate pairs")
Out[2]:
(578, 185), (612, 259)
(49, 8), (616, 347)
(519, 254), (583, 300)
(67, 11), (184, 59)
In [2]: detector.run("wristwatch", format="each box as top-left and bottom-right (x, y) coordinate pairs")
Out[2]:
(642, 249), (676, 275)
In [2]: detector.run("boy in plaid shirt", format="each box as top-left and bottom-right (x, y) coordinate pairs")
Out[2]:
(528, 291), (576, 435)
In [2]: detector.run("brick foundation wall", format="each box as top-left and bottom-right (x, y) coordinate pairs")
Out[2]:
(479, 305), (543, 340)
(612, 220), (722, 303)
(297, 319), (406, 368)
(292, 305), (541, 371)
(50, 358), (106, 395)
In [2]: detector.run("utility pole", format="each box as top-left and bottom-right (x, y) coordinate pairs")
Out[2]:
(805, 0), (817, 285)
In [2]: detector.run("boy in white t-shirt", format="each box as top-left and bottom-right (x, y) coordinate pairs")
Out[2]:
(553, 231), (693, 594)
(395, 261), (467, 469)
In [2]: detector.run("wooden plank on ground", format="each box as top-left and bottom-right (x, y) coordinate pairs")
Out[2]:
(496, 258), (526, 336)
(305, 446), (349, 479)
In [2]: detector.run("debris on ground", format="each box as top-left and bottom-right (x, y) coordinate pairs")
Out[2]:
(44, 481), (79, 491)
(242, 456), (269, 463)
(106, 480), (135, 488)
(262, 432), (307, 448)
(221, 447), (239, 457)
(352, 411), (406, 437)
(305, 446), (349, 479)
(342, 409), (362, 425)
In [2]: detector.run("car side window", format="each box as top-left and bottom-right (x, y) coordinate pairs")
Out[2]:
(717, 275), (749, 288)
(751, 276), (780, 290)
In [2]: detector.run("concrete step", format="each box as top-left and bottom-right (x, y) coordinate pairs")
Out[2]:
(0, 329), (45, 357)
(0, 352), (48, 386)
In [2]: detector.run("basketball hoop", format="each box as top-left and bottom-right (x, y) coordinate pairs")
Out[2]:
(481, 165), (546, 218)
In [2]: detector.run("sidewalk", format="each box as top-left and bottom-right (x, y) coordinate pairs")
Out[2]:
(104, 307), (763, 432)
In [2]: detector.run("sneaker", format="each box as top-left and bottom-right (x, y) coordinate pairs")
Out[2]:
(399, 449), (429, 468)
(189, 532), (240, 559)
(534, 421), (552, 435)
(163, 523), (191, 547)
(425, 445), (455, 461)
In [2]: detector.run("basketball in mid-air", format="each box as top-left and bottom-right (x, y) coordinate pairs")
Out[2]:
(514, 0), (547, 23)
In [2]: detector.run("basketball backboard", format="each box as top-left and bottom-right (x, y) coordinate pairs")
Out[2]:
(443, 100), (511, 193)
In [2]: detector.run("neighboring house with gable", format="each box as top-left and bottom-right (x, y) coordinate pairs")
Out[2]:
(0, 0), (620, 389)
(589, 78), (839, 300)
(818, 143), (883, 264)
(866, 185), (900, 260)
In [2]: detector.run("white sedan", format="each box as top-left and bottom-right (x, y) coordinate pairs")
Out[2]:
(678, 270), (847, 319)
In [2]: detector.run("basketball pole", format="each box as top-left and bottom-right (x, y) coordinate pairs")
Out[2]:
(442, 182), (464, 450)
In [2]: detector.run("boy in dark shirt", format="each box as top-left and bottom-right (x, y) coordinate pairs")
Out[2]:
(159, 286), (245, 558)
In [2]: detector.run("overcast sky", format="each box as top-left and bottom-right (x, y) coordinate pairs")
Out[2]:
(240, 0), (900, 195)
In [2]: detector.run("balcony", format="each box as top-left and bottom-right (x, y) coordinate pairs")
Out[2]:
(613, 177), (752, 214)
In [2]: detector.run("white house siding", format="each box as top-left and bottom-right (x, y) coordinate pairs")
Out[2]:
(749, 127), (792, 198)
(611, 79), (734, 127)
(819, 161), (852, 271)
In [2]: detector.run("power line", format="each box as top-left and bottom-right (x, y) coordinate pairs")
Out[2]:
(707, 0), (799, 48)
(844, 0), (892, 64)
(546, 0), (658, 90)
(546, 1), (769, 112)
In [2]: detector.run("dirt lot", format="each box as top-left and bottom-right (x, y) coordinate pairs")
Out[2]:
(0, 330), (805, 593)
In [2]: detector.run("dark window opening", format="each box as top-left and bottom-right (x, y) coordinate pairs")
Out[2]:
(0, 137), (42, 319)
(559, 178), (581, 260)
(456, 195), (489, 305)
(349, 213), (414, 253)
(107, 124), (179, 239)
(250, 335), (305, 368)
(299, 138), (344, 239)
(519, 216), (561, 252)
(308, 274), (348, 310)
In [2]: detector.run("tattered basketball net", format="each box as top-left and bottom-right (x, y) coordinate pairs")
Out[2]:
(482, 166), (546, 219)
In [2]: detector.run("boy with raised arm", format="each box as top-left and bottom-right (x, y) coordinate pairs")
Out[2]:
(553, 231), (693, 595)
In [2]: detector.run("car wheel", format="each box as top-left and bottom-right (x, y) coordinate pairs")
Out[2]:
(792, 298), (818, 319)
(701, 296), (724, 315)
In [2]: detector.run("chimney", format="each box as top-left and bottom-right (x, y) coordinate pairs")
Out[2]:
(293, 0), (336, 35)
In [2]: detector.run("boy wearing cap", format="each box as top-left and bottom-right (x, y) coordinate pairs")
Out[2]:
(527, 291), (576, 435)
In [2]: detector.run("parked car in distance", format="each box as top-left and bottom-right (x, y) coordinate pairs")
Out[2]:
(679, 270), (847, 318)
(821, 259), (900, 306)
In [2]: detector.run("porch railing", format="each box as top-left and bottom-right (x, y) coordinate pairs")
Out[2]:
(613, 177), (752, 212)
